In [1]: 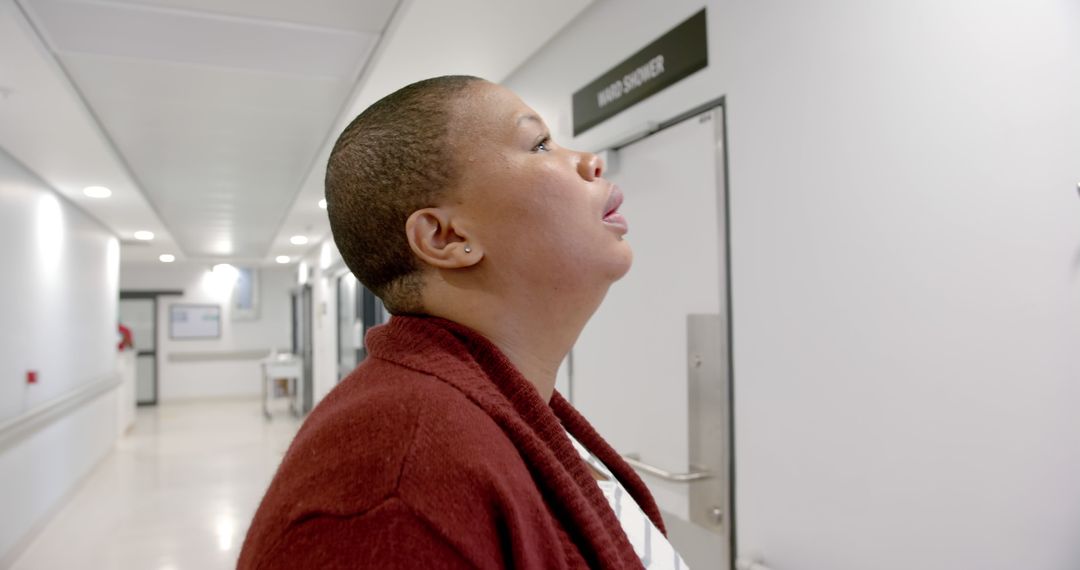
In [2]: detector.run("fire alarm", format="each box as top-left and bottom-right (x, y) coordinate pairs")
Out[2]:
(27, 370), (38, 384)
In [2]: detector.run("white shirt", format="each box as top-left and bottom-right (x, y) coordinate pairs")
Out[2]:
(566, 432), (690, 570)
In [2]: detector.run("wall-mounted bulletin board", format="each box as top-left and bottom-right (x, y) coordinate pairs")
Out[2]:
(169, 304), (221, 340)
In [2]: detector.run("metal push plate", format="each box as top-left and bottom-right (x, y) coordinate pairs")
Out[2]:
(687, 313), (729, 535)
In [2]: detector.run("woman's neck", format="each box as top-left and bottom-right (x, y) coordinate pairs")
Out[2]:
(425, 286), (601, 403)
(481, 319), (581, 402)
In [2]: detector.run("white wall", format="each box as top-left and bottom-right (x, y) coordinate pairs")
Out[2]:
(0, 147), (121, 562)
(0, 149), (119, 421)
(115, 351), (136, 435)
(119, 263), (293, 401)
(300, 239), (346, 407)
(0, 391), (118, 566)
(505, 2), (1080, 569)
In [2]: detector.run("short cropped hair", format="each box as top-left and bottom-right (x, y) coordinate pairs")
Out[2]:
(325, 75), (485, 314)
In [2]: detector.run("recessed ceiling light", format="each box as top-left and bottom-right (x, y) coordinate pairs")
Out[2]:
(159, 254), (176, 263)
(83, 186), (112, 198)
(318, 198), (327, 209)
(133, 230), (154, 240)
(211, 263), (239, 284)
(275, 255), (290, 264)
(290, 235), (308, 245)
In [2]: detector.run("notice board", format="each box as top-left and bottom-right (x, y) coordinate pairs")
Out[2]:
(169, 304), (221, 339)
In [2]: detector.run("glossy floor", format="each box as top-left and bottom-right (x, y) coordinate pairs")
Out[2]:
(11, 399), (302, 570)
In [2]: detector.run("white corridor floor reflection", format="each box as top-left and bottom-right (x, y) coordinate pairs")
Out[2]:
(11, 399), (302, 570)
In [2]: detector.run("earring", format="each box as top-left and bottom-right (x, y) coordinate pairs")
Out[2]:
(464, 245), (472, 254)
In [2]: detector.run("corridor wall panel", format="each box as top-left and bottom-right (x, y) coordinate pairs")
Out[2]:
(0, 146), (120, 563)
(0, 146), (119, 423)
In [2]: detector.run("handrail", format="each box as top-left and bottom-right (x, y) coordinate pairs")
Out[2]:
(0, 374), (120, 453)
(167, 348), (290, 362)
(621, 453), (712, 482)
(735, 558), (775, 570)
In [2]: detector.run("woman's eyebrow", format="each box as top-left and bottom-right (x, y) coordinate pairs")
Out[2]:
(516, 114), (543, 128)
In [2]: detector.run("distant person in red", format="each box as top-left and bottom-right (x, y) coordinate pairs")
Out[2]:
(117, 323), (133, 351)
(240, 77), (674, 569)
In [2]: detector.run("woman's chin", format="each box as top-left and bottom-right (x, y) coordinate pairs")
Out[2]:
(602, 242), (634, 282)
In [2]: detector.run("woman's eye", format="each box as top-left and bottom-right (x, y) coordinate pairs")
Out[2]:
(533, 136), (551, 152)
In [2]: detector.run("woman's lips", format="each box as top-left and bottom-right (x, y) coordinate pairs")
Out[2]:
(603, 185), (623, 217)
(602, 211), (629, 233)
(602, 186), (628, 233)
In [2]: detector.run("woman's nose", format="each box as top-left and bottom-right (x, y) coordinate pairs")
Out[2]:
(577, 152), (604, 181)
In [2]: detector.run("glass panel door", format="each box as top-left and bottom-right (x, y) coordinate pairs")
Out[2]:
(337, 273), (360, 381)
(119, 297), (157, 405)
(292, 285), (314, 414)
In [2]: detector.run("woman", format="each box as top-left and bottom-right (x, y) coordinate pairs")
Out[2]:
(239, 76), (688, 569)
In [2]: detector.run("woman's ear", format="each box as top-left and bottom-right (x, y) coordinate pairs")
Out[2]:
(405, 208), (482, 269)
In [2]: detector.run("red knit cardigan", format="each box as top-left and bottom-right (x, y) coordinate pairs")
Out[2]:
(238, 316), (665, 569)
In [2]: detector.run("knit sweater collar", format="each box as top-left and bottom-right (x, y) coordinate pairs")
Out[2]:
(365, 315), (666, 569)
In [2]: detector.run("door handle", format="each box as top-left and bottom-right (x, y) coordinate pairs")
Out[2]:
(621, 453), (712, 482)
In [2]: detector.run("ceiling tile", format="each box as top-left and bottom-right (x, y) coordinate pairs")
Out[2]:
(30, 0), (377, 78)
(98, 0), (397, 33)
(56, 52), (354, 257)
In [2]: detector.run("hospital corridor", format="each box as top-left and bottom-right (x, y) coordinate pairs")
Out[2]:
(1, 0), (1079, 569)
(9, 401), (302, 569)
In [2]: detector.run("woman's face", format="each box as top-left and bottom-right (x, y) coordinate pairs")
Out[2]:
(449, 82), (633, 298)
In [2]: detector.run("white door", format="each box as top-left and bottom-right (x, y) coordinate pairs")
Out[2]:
(572, 106), (730, 567)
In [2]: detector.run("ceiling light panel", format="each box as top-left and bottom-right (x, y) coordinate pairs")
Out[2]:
(83, 185), (111, 198)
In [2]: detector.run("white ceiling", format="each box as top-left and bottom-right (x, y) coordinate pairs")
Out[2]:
(1, 0), (593, 266)
(19, 0), (393, 260)
(0, 0), (177, 261)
